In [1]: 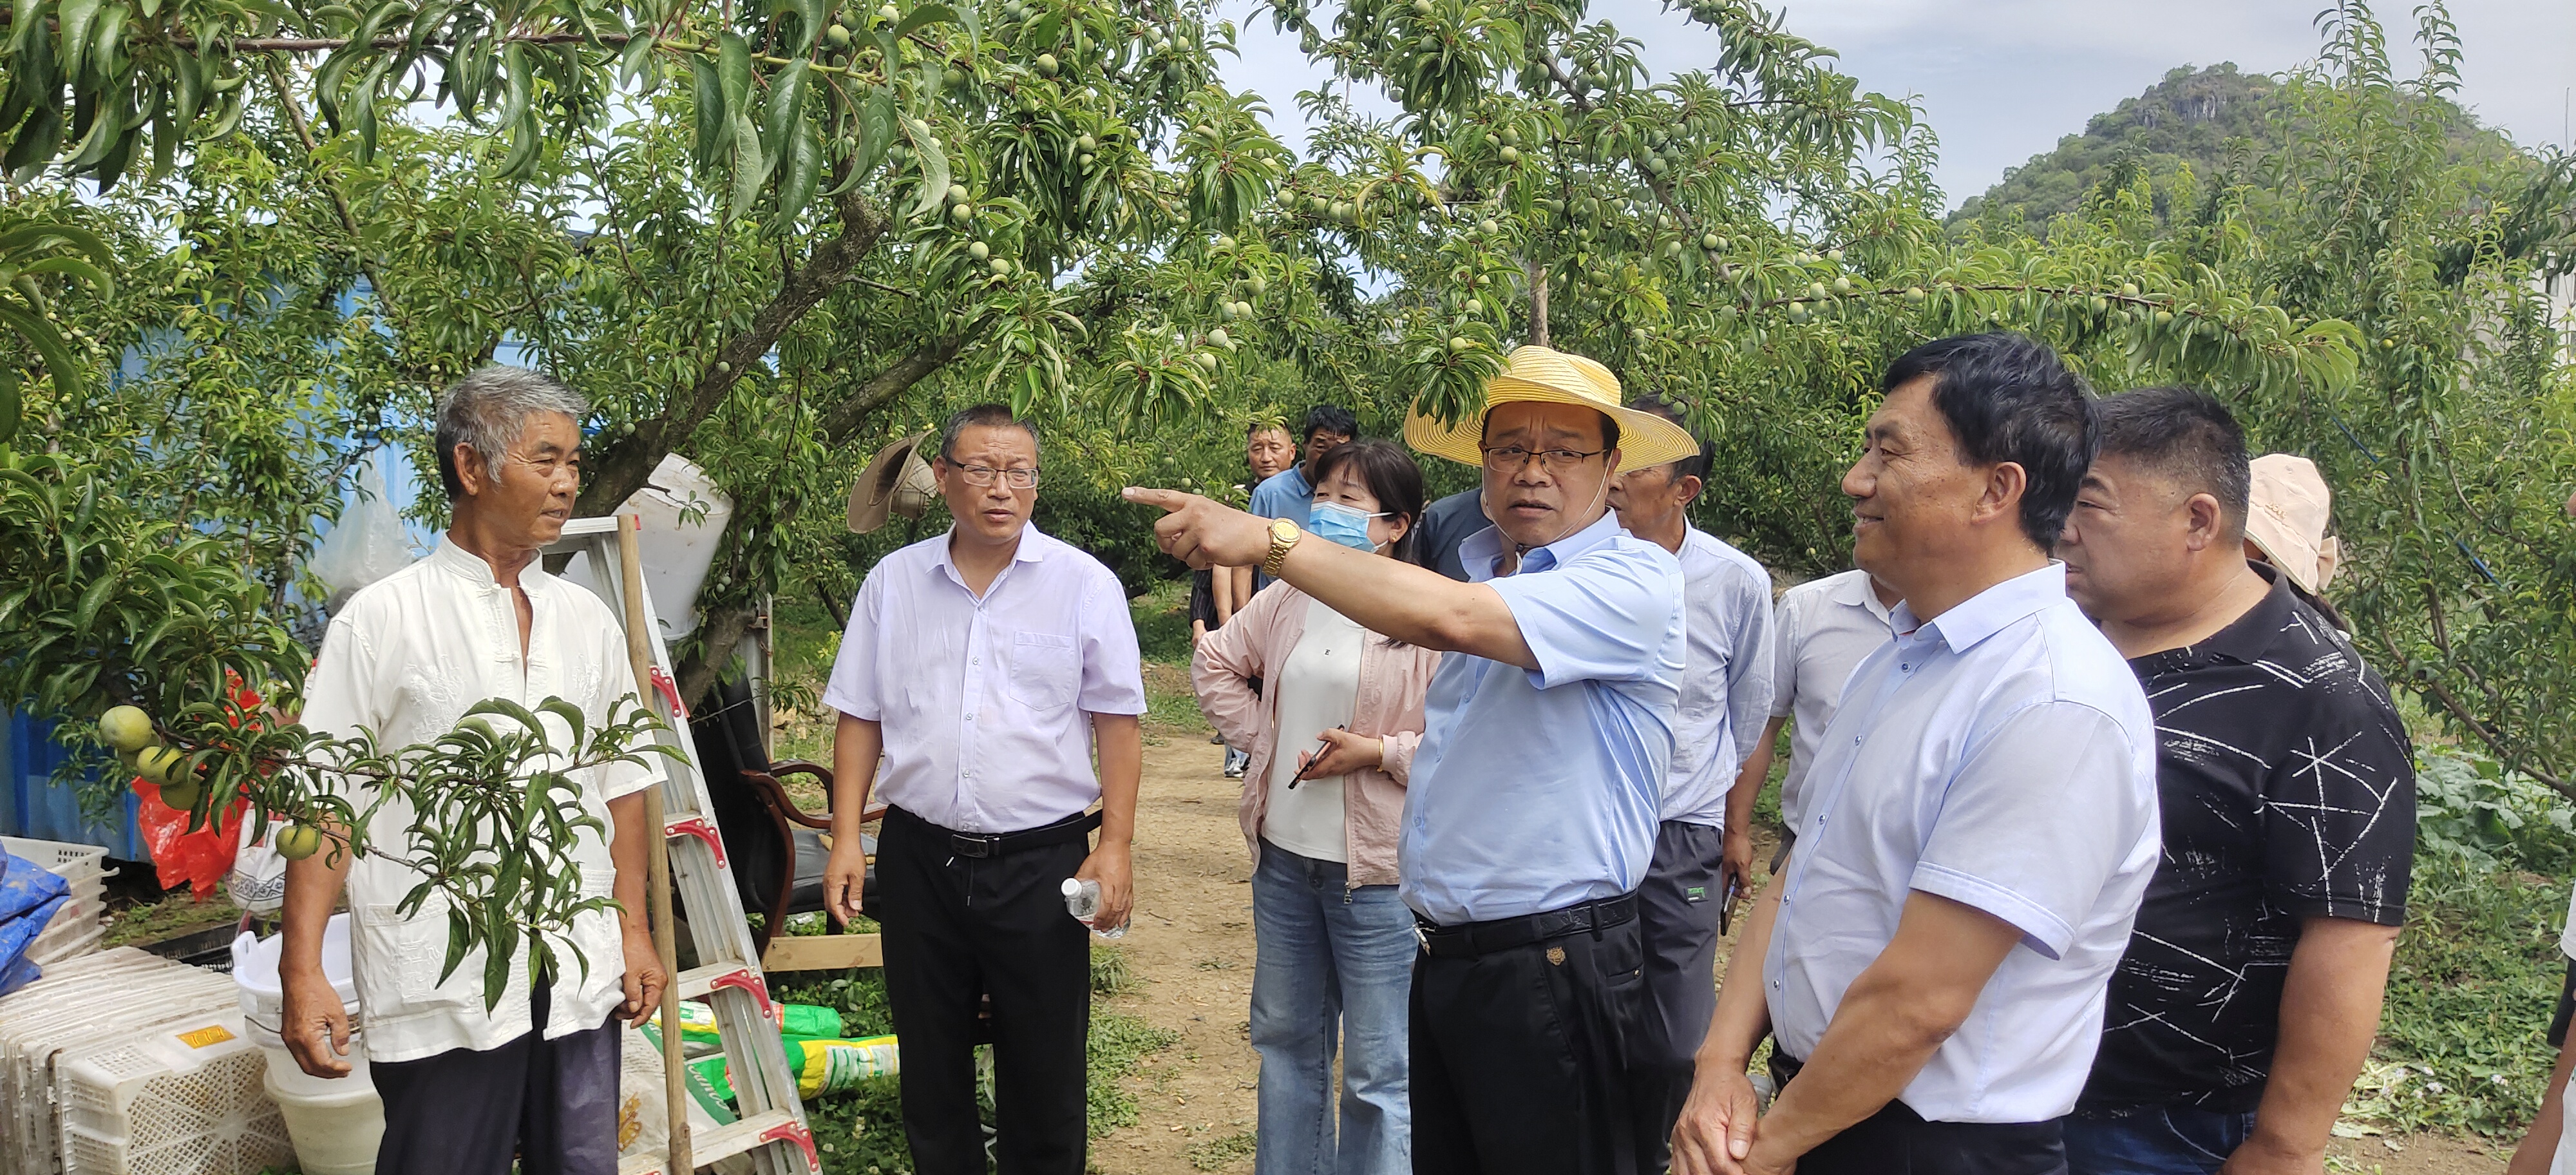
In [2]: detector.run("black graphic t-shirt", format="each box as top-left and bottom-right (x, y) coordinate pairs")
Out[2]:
(2079, 568), (2415, 1112)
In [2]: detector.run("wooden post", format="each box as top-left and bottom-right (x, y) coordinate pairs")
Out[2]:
(617, 514), (692, 1175)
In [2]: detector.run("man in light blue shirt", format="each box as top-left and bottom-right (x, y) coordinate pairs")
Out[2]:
(1246, 404), (1357, 589)
(1669, 334), (2157, 1175)
(1606, 396), (1777, 1164)
(1129, 345), (1701, 1175)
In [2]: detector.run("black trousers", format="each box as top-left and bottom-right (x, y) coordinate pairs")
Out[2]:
(1774, 1054), (2069, 1175)
(370, 975), (622, 1175)
(1636, 820), (1728, 1169)
(1410, 899), (1659, 1175)
(878, 807), (1093, 1175)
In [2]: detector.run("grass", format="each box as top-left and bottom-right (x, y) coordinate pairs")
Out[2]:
(1184, 1129), (1258, 1171)
(2351, 850), (2566, 1138)
(102, 883), (246, 948)
(775, 943), (1179, 1172)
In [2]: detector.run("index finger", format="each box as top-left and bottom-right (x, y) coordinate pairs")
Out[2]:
(1121, 486), (1193, 511)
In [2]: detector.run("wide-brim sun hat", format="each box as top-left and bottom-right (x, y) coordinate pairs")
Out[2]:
(1402, 345), (1700, 475)
(2245, 452), (2341, 595)
(847, 432), (938, 534)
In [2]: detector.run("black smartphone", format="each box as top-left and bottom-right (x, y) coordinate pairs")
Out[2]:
(1717, 874), (1743, 937)
(1287, 727), (1345, 788)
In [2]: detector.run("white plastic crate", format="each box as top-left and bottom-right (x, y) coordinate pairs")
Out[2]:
(6, 835), (115, 960)
(55, 1013), (296, 1175)
(0, 949), (243, 1175)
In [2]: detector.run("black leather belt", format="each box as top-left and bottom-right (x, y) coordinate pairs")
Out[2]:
(889, 805), (1101, 859)
(1414, 893), (1638, 959)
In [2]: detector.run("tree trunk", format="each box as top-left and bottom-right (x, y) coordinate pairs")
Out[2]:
(1526, 260), (1550, 347)
(576, 193), (892, 518)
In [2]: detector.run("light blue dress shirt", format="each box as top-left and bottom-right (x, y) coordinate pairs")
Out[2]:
(1397, 511), (1687, 926)
(1247, 466), (1316, 591)
(1763, 562), (2158, 1122)
(1662, 527), (1776, 826)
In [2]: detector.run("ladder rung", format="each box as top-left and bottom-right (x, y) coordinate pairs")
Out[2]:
(615, 1109), (816, 1175)
(678, 962), (777, 1021)
(663, 814), (727, 867)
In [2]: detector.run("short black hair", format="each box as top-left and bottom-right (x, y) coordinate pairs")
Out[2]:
(1302, 404), (1359, 443)
(2093, 387), (2250, 537)
(1627, 392), (1712, 488)
(938, 403), (1040, 463)
(1310, 439), (1428, 562)
(1883, 333), (2096, 551)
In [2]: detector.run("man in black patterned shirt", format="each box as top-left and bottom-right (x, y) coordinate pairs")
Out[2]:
(2056, 388), (2413, 1175)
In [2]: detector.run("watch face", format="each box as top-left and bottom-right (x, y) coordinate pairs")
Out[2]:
(1272, 519), (1300, 540)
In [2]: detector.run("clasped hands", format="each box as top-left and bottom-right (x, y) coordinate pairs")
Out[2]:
(1669, 1064), (1799, 1175)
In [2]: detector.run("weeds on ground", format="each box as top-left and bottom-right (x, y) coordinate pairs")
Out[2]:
(1184, 1130), (1258, 1171)
(2344, 746), (2571, 1138)
(777, 943), (1178, 1171)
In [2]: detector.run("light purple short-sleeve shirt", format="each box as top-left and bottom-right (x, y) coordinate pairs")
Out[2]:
(822, 526), (1146, 834)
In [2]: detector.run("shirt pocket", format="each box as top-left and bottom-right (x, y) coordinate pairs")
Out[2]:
(1008, 631), (1082, 711)
(354, 901), (478, 1016)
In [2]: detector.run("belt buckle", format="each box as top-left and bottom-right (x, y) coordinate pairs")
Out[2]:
(951, 833), (996, 859)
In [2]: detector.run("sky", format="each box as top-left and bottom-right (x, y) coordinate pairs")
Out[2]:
(1214, 0), (2576, 213)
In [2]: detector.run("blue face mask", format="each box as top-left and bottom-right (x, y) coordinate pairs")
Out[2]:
(1309, 501), (1387, 551)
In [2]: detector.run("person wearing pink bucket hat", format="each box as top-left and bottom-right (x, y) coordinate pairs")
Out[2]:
(2242, 454), (2341, 593)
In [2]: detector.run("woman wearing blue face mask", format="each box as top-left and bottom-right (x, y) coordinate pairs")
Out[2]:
(1191, 439), (1443, 1175)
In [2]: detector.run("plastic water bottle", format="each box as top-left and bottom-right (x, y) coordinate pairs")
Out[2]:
(1060, 877), (1127, 939)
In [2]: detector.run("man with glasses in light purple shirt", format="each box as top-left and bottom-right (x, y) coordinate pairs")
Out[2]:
(818, 404), (1147, 1175)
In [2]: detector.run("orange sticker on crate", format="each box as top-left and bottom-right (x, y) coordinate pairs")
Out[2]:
(176, 1024), (237, 1049)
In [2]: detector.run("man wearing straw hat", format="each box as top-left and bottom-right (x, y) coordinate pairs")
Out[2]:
(1128, 345), (1700, 1174)
(2055, 392), (2411, 1175)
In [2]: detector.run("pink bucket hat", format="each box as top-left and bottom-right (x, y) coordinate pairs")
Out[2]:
(2245, 454), (2340, 595)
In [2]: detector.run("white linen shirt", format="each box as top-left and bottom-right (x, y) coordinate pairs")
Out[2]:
(1662, 528), (1775, 826)
(1768, 568), (1895, 831)
(821, 526), (1147, 834)
(1763, 562), (2159, 1123)
(301, 539), (662, 1065)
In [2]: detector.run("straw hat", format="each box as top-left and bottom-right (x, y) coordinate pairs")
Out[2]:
(1402, 345), (1701, 475)
(2245, 453), (2341, 594)
(846, 432), (938, 534)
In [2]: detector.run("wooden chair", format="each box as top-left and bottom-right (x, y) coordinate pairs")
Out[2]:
(737, 758), (886, 960)
(687, 677), (885, 965)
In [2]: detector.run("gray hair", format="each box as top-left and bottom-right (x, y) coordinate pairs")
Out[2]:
(432, 366), (589, 499)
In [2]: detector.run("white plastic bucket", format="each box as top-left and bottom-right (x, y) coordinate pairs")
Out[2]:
(232, 913), (383, 1165)
(263, 1069), (385, 1175)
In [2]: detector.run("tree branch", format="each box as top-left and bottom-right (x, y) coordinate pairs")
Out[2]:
(576, 190), (891, 517)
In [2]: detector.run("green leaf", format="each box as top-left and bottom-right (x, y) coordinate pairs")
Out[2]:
(759, 57), (808, 167)
(900, 113), (947, 221)
(728, 110), (767, 218)
(779, 118), (822, 222)
(892, 3), (958, 39)
(57, 0), (102, 85)
(689, 55), (726, 172)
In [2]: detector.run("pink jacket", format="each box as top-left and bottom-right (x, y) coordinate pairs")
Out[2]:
(1190, 581), (1444, 888)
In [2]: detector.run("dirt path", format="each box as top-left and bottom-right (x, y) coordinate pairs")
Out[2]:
(1092, 733), (2510, 1175)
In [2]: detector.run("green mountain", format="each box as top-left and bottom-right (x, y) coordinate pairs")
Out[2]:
(1950, 63), (2277, 226)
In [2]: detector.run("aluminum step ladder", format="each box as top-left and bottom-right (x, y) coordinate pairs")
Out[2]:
(546, 515), (819, 1175)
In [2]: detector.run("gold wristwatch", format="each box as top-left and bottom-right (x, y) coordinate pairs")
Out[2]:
(1261, 517), (1302, 578)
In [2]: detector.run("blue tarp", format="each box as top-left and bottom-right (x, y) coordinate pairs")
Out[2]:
(0, 851), (71, 995)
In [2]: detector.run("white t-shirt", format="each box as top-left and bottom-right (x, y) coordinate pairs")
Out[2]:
(1768, 569), (1895, 830)
(1260, 602), (1365, 863)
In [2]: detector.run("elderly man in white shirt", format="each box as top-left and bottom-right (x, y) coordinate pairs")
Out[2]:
(1671, 334), (2159, 1175)
(278, 367), (668, 1175)
(819, 404), (1147, 1175)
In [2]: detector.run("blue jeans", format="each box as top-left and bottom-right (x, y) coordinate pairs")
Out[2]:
(1249, 841), (1415, 1175)
(2064, 1104), (2259, 1175)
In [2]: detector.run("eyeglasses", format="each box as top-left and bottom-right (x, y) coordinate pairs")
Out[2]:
(951, 464), (1041, 489)
(1480, 445), (1607, 473)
